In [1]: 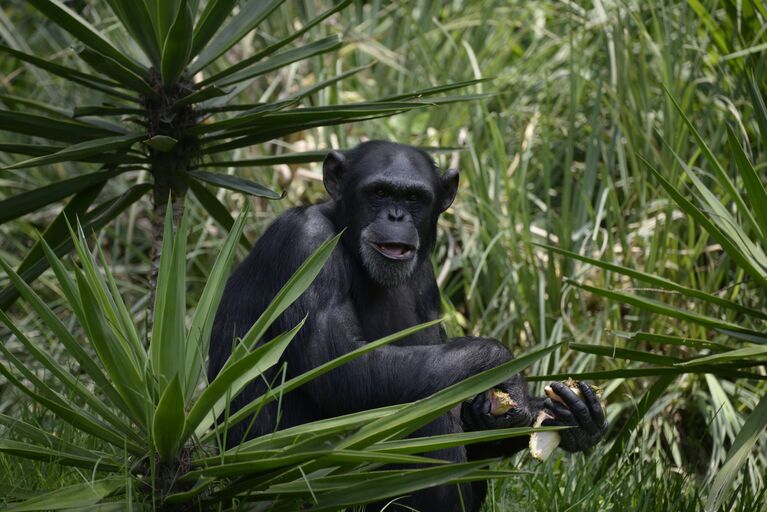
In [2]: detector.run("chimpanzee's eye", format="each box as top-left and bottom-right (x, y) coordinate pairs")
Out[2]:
(375, 188), (388, 198)
(407, 192), (419, 202)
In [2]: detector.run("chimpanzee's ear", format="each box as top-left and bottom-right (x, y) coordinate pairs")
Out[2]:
(439, 168), (459, 212)
(323, 150), (346, 200)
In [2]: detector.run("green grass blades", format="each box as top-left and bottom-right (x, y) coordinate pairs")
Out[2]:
(152, 375), (186, 464)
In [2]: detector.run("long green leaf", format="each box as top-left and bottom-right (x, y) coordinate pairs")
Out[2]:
(70, 220), (146, 374)
(0, 310), (139, 442)
(338, 343), (562, 449)
(377, 78), (492, 102)
(145, 0), (181, 45)
(569, 343), (678, 365)
(187, 99), (296, 135)
(224, 232), (341, 364)
(664, 87), (762, 243)
(0, 93), (70, 118)
(4, 478), (123, 511)
(285, 461), (489, 512)
(74, 270), (147, 423)
(153, 375), (186, 463)
(705, 393), (767, 511)
(77, 48), (157, 98)
(189, 0), (238, 58)
(184, 321), (303, 442)
(676, 345), (767, 366)
(73, 105), (146, 117)
(188, 450), (444, 480)
(27, 0), (147, 76)
(199, 150), (328, 168)
(528, 368), (767, 381)
(3, 134), (144, 170)
(0, 44), (137, 101)
(0, 184), (151, 311)
(570, 280), (763, 336)
(105, 0), (160, 64)
(0, 440), (119, 472)
(222, 405), (402, 455)
(161, 0), (194, 86)
(254, 468), (522, 498)
(173, 85), (231, 108)
(747, 72), (767, 151)
(151, 205), (189, 391)
(0, 170), (118, 224)
(0, 359), (142, 453)
(371, 426), (563, 455)
(0, 241), (133, 422)
(212, 35), (342, 87)
(184, 205), (248, 398)
(200, 320), (441, 441)
(612, 330), (731, 353)
(537, 242), (767, 320)
(726, 125), (767, 245)
(0, 110), (118, 143)
(0, 414), (101, 459)
(189, 0), (285, 74)
(641, 156), (767, 288)
(197, 0), (351, 86)
(189, 171), (280, 199)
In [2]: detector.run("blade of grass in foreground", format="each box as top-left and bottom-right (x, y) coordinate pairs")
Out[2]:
(3, 477), (123, 511)
(705, 393), (767, 511)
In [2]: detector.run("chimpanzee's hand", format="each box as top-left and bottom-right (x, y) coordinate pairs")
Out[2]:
(461, 379), (533, 432)
(541, 381), (607, 452)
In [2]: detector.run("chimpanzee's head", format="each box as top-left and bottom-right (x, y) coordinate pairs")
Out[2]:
(322, 141), (459, 288)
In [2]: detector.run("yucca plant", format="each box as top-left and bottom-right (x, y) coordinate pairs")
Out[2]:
(539, 77), (767, 511)
(0, 202), (562, 509)
(0, 0), (482, 308)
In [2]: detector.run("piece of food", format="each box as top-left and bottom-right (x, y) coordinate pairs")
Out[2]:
(544, 378), (603, 403)
(544, 377), (583, 404)
(529, 410), (559, 461)
(488, 388), (516, 416)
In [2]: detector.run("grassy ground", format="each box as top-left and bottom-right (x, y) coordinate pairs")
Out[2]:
(1, 0), (766, 510)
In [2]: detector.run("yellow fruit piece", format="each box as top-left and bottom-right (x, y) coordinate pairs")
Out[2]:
(489, 388), (516, 416)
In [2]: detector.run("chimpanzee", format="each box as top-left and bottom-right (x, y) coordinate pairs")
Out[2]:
(209, 140), (607, 512)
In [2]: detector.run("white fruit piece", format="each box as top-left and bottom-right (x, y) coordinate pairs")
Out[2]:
(529, 410), (559, 461)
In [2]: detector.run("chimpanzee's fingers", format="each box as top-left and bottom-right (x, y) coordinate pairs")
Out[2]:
(473, 391), (491, 415)
(543, 398), (575, 425)
(461, 401), (483, 431)
(578, 381), (606, 427)
(549, 382), (592, 429)
(549, 396), (600, 436)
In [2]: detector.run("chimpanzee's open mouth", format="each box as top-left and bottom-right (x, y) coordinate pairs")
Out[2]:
(370, 242), (416, 261)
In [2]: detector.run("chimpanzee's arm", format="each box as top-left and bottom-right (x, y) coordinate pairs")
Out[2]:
(292, 282), (514, 416)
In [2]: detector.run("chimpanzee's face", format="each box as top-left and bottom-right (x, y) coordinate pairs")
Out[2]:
(323, 141), (458, 288)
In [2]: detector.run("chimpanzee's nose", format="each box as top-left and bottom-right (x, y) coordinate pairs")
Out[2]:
(388, 207), (405, 221)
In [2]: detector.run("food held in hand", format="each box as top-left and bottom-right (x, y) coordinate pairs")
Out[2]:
(488, 388), (516, 416)
(529, 410), (559, 461)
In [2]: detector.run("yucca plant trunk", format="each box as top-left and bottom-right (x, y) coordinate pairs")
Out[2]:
(145, 70), (199, 312)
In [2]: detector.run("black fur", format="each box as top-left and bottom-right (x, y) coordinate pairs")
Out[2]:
(209, 141), (606, 512)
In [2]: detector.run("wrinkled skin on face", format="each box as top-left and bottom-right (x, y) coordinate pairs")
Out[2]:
(323, 142), (458, 287)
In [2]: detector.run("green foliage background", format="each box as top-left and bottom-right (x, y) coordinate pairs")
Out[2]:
(1, 0), (766, 511)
